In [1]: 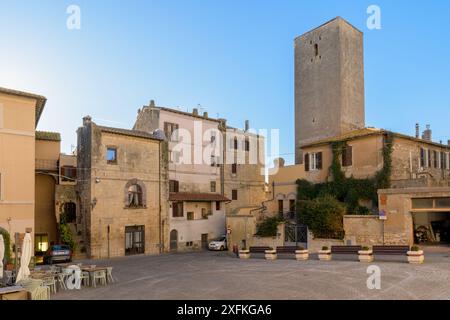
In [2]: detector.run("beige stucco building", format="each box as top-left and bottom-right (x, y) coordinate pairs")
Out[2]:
(0, 87), (46, 253)
(77, 116), (169, 258)
(133, 102), (266, 251)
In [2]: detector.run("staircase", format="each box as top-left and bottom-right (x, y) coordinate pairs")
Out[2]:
(67, 223), (88, 260)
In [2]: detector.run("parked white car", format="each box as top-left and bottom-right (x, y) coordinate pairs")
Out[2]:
(208, 236), (227, 251)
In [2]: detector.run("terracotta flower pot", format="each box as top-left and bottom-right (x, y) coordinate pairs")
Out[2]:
(295, 250), (309, 261)
(238, 250), (250, 259)
(358, 250), (374, 263)
(264, 250), (277, 260)
(407, 250), (424, 264)
(318, 250), (332, 261)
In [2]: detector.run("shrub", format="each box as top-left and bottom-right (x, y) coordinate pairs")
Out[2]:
(297, 195), (346, 238)
(411, 245), (420, 251)
(0, 227), (11, 264)
(321, 246), (329, 251)
(362, 246), (370, 251)
(59, 223), (76, 251)
(256, 216), (284, 237)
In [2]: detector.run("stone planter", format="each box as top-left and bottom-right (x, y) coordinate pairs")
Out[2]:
(358, 250), (374, 263)
(407, 250), (424, 264)
(318, 250), (331, 261)
(265, 250), (277, 260)
(295, 250), (309, 261)
(238, 250), (250, 259)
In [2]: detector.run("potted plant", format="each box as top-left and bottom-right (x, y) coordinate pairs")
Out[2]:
(264, 247), (277, 260)
(295, 246), (309, 261)
(238, 246), (250, 259)
(318, 246), (331, 261)
(358, 246), (373, 263)
(407, 245), (424, 264)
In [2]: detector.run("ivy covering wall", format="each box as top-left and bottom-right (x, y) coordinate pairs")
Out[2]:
(296, 133), (393, 236)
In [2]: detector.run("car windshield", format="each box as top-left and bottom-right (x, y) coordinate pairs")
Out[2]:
(52, 245), (70, 251)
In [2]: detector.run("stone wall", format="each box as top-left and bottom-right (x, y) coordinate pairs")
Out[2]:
(306, 231), (344, 252)
(343, 215), (383, 246)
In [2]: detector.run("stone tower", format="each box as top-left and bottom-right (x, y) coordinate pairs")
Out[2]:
(294, 17), (365, 164)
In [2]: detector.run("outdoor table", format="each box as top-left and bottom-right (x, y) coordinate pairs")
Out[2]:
(0, 286), (29, 300)
(80, 266), (108, 286)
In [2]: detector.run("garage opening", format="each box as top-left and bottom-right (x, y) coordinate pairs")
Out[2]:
(412, 197), (450, 245)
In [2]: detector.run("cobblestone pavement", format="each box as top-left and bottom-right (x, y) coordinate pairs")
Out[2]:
(52, 250), (450, 300)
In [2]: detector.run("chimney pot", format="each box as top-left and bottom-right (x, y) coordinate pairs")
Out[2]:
(193, 108), (198, 116)
(83, 115), (92, 125)
(415, 123), (420, 138)
(245, 120), (250, 132)
(203, 111), (208, 118)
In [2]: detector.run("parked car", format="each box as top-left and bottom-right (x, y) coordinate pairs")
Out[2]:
(44, 245), (72, 265)
(208, 236), (227, 251)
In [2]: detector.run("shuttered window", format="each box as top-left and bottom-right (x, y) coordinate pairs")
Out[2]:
(304, 153), (310, 172)
(232, 189), (238, 200)
(342, 146), (353, 167)
(169, 180), (179, 193)
(172, 202), (183, 217)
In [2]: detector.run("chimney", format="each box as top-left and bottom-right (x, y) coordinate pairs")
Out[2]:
(203, 111), (208, 118)
(244, 120), (250, 132)
(422, 125), (432, 142)
(415, 123), (420, 138)
(192, 108), (198, 116)
(83, 115), (92, 126)
(448, 140), (450, 146)
(149, 100), (156, 108)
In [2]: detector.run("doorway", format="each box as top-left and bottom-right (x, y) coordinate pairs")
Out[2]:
(201, 234), (208, 250)
(170, 229), (178, 251)
(125, 225), (145, 256)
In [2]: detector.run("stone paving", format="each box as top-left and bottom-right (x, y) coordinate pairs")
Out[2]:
(52, 250), (450, 300)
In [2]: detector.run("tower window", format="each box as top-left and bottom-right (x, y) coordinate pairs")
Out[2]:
(314, 44), (319, 57)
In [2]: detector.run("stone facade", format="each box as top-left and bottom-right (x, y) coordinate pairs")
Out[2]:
(76, 117), (169, 258)
(295, 17), (365, 164)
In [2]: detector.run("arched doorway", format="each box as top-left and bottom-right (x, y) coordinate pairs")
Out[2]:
(170, 230), (178, 251)
(62, 202), (76, 223)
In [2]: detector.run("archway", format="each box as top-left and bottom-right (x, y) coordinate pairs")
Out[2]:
(62, 202), (76, 223)
(170, 230), (178, 251)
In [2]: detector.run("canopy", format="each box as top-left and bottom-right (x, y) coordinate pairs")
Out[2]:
(15, 233), (32, 283)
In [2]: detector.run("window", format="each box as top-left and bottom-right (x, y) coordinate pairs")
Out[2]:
(34, 234), (49, 253)
(234, 137), (238, 150)
(304, 152), (322, 171)
(428, 149), (432, 168)
(187, 212), (194, 220)
(211, 155), (216, 167)
(231, 163), (237, 174)
(210, 181), (216, 192)
(342, 146), (353, 167)
(186, 241), (193, 247)
(289, 199), (296, 213)
(434, 150), (439, 168)
(216, 201), (221, 211)
(278, 200), (283, 214)
(61, 166), (77, 182)
(232, 189), (238, 201)
(446, 153), (450, 170)
(440, 152), (445, 170)
(314, 43), (319, 56)
(164, 122), (179, 142)
(211, 132), (216, 143)
(172, 202), (184, 217)
(169, 180), (179, 193)
(127, 184), (143, 207)
(244, 139), (250, 151)
(420, 148), (426, 168)
(106, 147), (117, 164)
(201, 208), (208, 219)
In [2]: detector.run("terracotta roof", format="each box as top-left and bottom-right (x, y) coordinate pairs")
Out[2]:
(301, 127), (450, 150)
(35, 131), (61, 141)
(98, 125), (162, 141)
(0, 87), (47, 127)
(169, 192), (230, 202)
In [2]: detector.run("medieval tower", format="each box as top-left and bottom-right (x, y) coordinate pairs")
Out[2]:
(294, 17), (365, 164)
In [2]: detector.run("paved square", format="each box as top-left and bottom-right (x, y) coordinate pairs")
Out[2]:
(52, 251), (450, 300)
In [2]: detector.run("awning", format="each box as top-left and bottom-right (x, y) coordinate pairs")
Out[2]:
(169, 193), (230, 202)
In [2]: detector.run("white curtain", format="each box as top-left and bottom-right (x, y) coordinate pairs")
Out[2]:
(15, 233), (32, 283)
(0, 234), (4, 279)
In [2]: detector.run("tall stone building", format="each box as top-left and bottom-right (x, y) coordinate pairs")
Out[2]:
(77, 116), (169, 258)
(295, 17), (365, 164)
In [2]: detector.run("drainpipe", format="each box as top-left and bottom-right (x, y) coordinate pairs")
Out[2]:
(158, 141), (162, 254)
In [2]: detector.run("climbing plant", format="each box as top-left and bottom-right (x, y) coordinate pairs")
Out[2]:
(296, 132), (394, 229)
(255, 216), (284, 237)
(0, 227), (11, 264)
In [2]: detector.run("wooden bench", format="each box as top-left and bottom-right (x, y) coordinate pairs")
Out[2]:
(331, 245), (362, 255)
(372, 245), (410, 256)
(276, 246), (302, 254)
(249, 246), (272, 254)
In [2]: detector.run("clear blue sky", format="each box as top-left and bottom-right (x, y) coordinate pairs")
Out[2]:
(1, 0), (449, 165)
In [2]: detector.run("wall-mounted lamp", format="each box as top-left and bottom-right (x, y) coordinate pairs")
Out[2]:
(91, 197), (97, 209)
(95, 178), (101, 183)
